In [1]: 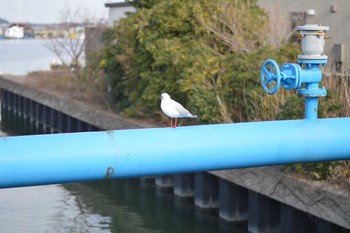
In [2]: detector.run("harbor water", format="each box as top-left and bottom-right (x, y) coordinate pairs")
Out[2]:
(0, 39), (59, 75)
(0, 39), (248, 233)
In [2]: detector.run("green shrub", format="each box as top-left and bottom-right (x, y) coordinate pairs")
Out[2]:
(101, 0), (299, 122)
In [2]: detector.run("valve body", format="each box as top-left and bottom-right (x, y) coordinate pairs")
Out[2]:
(260, 24), (329, 120)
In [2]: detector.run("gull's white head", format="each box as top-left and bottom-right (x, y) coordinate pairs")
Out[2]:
(160, 93), (171, 101)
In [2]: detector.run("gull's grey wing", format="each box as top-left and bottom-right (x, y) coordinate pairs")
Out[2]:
(173, 101), (191, 116)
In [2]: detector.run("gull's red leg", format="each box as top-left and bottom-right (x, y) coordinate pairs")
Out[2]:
(174, 118), (177, 128)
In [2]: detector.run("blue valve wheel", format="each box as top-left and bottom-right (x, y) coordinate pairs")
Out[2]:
(260, 59), (281, 95)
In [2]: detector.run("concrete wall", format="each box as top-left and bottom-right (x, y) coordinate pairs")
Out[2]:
(0, 75), (151, 130)
(85, 26), (106, 67)
(259, 0), (350, 73)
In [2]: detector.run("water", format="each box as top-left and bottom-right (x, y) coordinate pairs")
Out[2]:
(0, 39), (247, 233)
(0, 39), (59, 75)
(0, 178), (244, 233)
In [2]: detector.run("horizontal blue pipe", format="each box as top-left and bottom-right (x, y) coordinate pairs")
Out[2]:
(1, 117), (350, 188)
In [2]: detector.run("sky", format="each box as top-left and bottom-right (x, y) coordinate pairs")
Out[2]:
(0, 0), (119, 24)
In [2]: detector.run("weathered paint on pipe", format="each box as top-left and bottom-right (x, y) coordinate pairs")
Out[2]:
(1, 117), (350, 188)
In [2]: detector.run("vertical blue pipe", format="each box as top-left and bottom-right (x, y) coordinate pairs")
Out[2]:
(305, 97), (318, 120)
(300, 63), (324, 120)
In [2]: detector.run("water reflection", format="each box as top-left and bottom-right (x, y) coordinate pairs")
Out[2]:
(0, 185), (108, 233)
(62, 180), (246, 233)
(0, 178), (246, 232)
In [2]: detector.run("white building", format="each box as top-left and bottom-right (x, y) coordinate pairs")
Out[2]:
(5, 25), (24, 39)
(104, 1), (135, 26)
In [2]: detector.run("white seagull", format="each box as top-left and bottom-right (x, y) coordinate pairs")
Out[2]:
(160, 93), (198, 128)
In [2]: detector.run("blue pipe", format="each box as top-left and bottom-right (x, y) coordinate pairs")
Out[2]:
(1, 117), (350, 188)
(305, 97), (318, 120)
(298, 64), (326, 120)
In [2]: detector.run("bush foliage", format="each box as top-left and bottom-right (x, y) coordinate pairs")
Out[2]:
(101, 0), (300, 123)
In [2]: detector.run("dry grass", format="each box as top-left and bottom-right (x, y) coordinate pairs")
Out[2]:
(323, 68), (350, 116)
(329, 161), (350, 189)
(27, 70), (109, 109)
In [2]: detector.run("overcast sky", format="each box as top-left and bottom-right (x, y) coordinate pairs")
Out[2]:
(0, 0), (117, 24)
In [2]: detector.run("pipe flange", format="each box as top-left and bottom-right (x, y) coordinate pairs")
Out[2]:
(298, 55), (328, 61)
(296, 24), (329, 32)
(297, 86), (327, 97)
(281, 63), (302, 90)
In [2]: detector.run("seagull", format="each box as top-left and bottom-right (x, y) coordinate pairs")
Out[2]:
(160, 93), (198, 128)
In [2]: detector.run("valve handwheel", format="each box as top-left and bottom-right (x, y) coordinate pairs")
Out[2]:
(260, 59), (281, 95)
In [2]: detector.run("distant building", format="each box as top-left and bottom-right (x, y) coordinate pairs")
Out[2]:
(5, 23), (33, 39)
(258, 0), (350, 73)
(5, 25), (24, 39)
(104, 1), (135, 26)
(31, 25), (65, 39)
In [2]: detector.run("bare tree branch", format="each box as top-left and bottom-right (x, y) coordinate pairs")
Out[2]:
(197, 0), (269, 53)
(45, 3), (106, 75)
